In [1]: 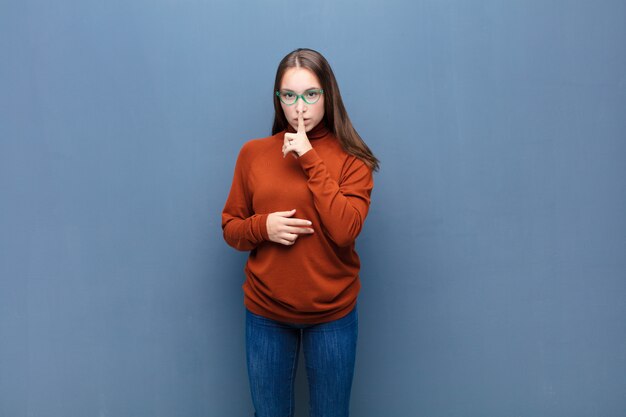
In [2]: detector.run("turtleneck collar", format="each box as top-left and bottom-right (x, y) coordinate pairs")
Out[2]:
(285, 119), (330, 140)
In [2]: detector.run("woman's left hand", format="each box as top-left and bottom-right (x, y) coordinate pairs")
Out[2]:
(283, 113), (313, 158)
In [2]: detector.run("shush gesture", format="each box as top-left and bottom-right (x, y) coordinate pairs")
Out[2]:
(283, 112), (313, 158)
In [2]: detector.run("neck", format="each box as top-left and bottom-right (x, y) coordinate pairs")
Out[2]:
(286, 119), (330, 140)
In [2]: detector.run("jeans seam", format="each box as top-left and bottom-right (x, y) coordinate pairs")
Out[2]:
(287, 332), (299, 417)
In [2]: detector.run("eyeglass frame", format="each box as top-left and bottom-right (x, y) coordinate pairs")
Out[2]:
(275, 88), (324, 106)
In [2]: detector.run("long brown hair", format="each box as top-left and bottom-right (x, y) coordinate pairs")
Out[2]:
(271, 48), (380, 172)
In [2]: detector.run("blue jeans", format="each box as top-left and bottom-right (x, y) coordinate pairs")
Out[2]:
(245, 304), (358, 417)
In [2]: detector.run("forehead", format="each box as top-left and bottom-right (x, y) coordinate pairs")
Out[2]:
(280, 67), (321, 90)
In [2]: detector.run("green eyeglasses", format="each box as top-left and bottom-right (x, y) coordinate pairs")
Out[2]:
(275, 88), (324, 105)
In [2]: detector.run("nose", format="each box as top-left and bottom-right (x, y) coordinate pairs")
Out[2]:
(295, 99), (306, 113)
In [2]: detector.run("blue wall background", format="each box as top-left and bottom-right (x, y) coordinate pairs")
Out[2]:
(1, 0), (625, 416)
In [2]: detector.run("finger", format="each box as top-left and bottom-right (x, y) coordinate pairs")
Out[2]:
(284, 133), (294, 146)
(283, 143), (292, 158)
(284, 218), (312, 226)
(282, 233), (298, 243)
(285, 226), (314, 234)
(275, 209), (297, 217)
(297, 112), (305, 134)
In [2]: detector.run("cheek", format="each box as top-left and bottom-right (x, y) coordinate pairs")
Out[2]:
(281, 104), (292, 117)
(316, 98), (325, 118)
(316, 103), (325, 120)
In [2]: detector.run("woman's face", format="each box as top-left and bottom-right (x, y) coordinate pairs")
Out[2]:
(279, 67), (325, 133)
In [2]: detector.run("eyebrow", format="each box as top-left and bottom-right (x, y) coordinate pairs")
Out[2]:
(279, 87), (321, 92)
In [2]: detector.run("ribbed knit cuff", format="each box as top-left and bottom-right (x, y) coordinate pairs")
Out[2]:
(297, 148), (321, 171)
(256, 213), (270, 241)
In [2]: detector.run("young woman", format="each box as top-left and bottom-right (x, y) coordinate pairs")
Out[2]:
(221, 48), (379, 417)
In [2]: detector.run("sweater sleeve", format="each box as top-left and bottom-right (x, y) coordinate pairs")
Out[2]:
(221, 143), (270, 251)
(297, 148), (373, 247)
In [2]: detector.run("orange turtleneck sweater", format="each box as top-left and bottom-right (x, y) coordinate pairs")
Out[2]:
(221, 121), (374, 324)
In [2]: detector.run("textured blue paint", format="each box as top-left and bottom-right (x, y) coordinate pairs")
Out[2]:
(1, 1), (625, 416)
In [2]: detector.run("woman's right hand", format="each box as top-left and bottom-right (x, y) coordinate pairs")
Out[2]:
(266, 209), (314, 245)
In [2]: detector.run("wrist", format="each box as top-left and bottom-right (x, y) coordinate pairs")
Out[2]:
(298, 145), (313, 157)
(259, 213), (270, 241)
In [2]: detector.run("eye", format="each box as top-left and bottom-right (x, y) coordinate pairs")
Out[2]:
(282, 92), (295, 98)
(306, 90), (319, 98)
